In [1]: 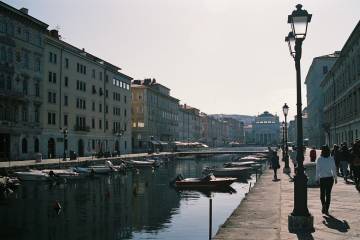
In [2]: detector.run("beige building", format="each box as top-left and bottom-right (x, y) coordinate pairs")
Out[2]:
(131, 79), (179, 152)
(0, 3), (48, 160)
(322, 21), (360, 145)
(41, 30), (132, 158)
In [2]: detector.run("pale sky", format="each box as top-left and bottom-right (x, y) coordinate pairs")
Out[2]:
(5, 0), (360, 120)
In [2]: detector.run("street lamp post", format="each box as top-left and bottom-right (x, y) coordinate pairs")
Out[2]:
(282, 121), (285, 160)
(60, 128), (68, 161)
(285, 4), (314, 233)
(283, 103), (291, 174)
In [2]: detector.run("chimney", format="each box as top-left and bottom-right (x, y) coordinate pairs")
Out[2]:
(49, 29), (59, 39)
(20, 8), (29, 14)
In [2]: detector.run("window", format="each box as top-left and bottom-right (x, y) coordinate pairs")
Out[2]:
(65, 58), (69, 68)
(24, 30), (30, 42)
(49, 52), (57, 64)
(64, 114), (68, 126)
(21, 107), (28, 121)
(92, 69), (95, 78)
(92, 102), (95, 111)
(48, 72), (57, 83)
(99, 103), (102, 113)
(34, 108), (39, 122)
(99, 119), (102, 129)
(35, 83), (40, 97)
(34, 57), (40, 72)
(100, 72), (103, 80)
(124, 109), (127, 117)
(22, 79), (28, 95)
(48, 92), (56, 104)
(64, 95), (68, 106)
(124, 95), (127, 103)
(48, 112), (56, 125)
(105, 105), (108, 114)
(34, 138), (39, 153)
(105, 90), (108, 97)
(64, 76), (68, 87)
(23, 51), (29, 69)
(105, 120), (108, 130)
(92, 118), (95, 129)
(21, 138), (28, 154)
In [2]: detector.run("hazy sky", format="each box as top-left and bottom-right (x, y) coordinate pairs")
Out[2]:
(5, 0), (360, 120)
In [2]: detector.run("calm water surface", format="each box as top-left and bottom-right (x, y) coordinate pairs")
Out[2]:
(0, 151), (267, 240)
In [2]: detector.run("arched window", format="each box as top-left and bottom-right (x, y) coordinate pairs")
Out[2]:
(21, 138), (28, 153)
(34, 138), (39, 153)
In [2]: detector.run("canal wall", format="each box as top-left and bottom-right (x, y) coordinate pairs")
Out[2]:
(0, 152), (178, 172)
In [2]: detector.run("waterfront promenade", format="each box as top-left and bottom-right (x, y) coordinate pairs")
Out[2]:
(214, 150), (360, 240)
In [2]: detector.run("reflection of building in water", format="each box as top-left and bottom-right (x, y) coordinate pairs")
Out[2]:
(0, 175), (134, 240)
(131, 167), (181, 231)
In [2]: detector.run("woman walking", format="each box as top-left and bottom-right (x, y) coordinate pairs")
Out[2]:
(271, 151), (280, 181)
(316, 145), (337, 215)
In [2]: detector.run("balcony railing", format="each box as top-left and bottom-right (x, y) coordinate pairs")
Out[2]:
(74, 125), (90, 132)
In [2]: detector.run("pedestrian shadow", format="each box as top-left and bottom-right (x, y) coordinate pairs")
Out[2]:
(322, 215), (350, 233)
(272, 179), (281, 182)
(296, 232), (314, 240)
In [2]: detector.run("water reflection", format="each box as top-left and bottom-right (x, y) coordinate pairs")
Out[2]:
(0, 154), (264, 240)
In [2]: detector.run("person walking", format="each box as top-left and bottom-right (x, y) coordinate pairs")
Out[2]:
(331, 144), (340, 175)
(316, 145), (337, 215)
(310, 147), (317, 162)
(339, 143), (351, 181)
(271, 151), (280, 181)
(351, 142), (360, 186)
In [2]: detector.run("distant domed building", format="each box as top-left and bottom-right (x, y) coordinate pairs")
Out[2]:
(253, 111), (280, 145)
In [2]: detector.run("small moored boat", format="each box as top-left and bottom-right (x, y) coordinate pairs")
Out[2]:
(223, 161), (256, 168)
(15, 170), (51, 181)
(172, 174), (236, 189)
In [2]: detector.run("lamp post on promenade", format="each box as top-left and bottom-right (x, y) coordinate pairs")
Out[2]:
(283, 103), (291, 174)
(60, 128), (68, 161)
(282, 121), (285, 160)
(285, 4), (314, 232)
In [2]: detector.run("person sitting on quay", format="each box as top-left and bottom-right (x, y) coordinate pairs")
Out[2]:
(310, 146), (317, 162)
(316, 145), (338, 215)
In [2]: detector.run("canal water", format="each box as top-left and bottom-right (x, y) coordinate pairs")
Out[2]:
(0, 152), (267, 240)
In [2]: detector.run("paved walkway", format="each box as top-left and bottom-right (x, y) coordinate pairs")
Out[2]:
(214, 149), (360, 240)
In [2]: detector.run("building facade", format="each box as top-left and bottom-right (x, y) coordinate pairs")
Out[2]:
(253, 111), (280, 145)
(0, 4), (48, 160)
(0, 3), (133, 161)
(305, 52), (339, 148)
(41, 31), (132, 158)
(322, 21), (360, 145)
(131, 79), (179, 152)
(178, 104), (201, 142)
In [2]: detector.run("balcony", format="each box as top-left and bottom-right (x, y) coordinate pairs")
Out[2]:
(0, 89), (27, 102)
(74, 125), (90, 132)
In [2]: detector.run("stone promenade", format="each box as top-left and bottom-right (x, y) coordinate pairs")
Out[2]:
(214, 150), (360, 240)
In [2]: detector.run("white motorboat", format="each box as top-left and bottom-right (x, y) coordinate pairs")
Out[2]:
(223, 161), (256, 168)
(127, 159), (159, 167)
(15, 170), (50, 181)
(42, 169), (86, 180)
(203, 166), (251, 178)
(89, 161), (117, 174)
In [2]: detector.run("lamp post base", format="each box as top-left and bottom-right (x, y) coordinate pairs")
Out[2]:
(288, 214), (314, 233)
(283, 166), (291, 174)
